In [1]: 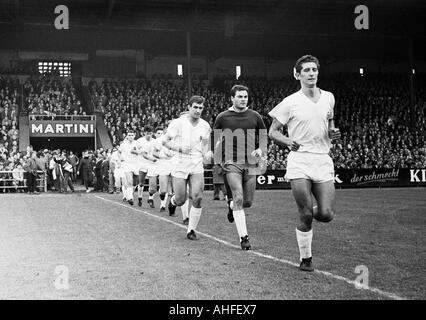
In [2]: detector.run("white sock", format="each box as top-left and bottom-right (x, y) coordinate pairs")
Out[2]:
(160, 194), (168, 208)
(137, 185), (143, 198)
(187, 207), (202, 233)
(127, 186), (134, 201)
(233, 209), (248, 240)
(181, 199), (190, 220)
(171, 195), (177, 206)
(229, 200), (234, 210)
(296, 228), (313, 261)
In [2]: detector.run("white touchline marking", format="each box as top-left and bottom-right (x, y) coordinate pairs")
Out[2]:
(94, 195), (406, 300)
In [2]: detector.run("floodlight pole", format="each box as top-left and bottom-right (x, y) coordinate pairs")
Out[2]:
(186, 30), (192, 98)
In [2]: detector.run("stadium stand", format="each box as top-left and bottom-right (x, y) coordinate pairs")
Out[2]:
(1, 72), (425, 193)
(89, 75), (426, 171)
(23, 74), (84, 117)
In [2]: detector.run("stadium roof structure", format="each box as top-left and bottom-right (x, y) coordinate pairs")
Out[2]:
(0, 0), (425, 60)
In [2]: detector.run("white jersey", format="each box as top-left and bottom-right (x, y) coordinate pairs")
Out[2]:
(166, 114), (211, 161)
(119, 140), (139, 163)
(268, 88), (334, 154)
(110, 150), (120, 164)
(134, 136), (156, 162)
(152, 136), (175, 163)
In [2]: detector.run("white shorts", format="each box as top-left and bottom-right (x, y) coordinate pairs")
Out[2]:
(285, 151), (334, 183)
(171, 157), (204, 179)
(114, 167), (125, 180)
(147, 163), (158, 177)
(137, 160), (149, 173)
(147, 162), (171, 177)
(122, 161), (140, 175)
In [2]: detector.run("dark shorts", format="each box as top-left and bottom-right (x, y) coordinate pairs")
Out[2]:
(222, 162), (262, 178)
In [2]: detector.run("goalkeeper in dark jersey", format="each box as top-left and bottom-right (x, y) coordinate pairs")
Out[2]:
(212, 85), (268, 250)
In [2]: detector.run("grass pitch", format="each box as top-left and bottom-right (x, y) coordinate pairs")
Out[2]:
(0, 187), (424, 300)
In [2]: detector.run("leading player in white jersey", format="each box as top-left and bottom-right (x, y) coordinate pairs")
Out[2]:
(268, 55), (341, 272)
(162, 95), (213, 240)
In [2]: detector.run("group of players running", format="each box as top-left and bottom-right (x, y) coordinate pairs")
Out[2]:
(112, 55), (341, 272)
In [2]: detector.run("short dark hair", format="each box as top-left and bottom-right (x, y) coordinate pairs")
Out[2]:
(155, 126), (164, 132)
(294, 55), (320, 73)
(230, 85), (249, 97)
(144, 125), (154, 132)
(188, 95), (205, 106)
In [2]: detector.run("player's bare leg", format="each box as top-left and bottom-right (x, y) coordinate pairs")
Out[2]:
(180, 181), (192, 224)
(242, 174), (257, 208)
(226, 171), (251, 250)
(290, 178), (315, 271)
(223, 173), (234, 222)
(158, 175), (169, 212)
(168, 176), (188, 216)
(124, 171), (135, 205)
(186, 173), (204, 240)
(147, 176), (158, 208)
(166, 175), (174, 212)
(120, 177), (126, 201)
(312, 181), (336, 222)
(137, 170), (147, 207)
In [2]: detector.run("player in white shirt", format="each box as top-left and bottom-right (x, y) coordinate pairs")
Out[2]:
(134, 125), (158, 207)
(150, 126), (176, 212)
(113, 143), (127, 201)
(268, 55), (341, 272)
(162, 95), (213, 240)
(109, 146), (125, 196)
(118, 130), (140, 205)
(156, 120), (191, 223)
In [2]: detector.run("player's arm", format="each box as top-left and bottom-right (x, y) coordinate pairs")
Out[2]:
(211, 114), (224, 159)
(201, 127), (213, 163)
(142, 151), (157, 162)
(152, 140), (172, 159)
(328, 94), (341, 141)
(130, 144), (140, 155)
(151, 144), (162, 160)
(268, 118), (301, 151)
(252, 114), (268, 159)
(162, 123), (191, 154)
(163, 136), (190, 154)
(117, 146), (126, 166)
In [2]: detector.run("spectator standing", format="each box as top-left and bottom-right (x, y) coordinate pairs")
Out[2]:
(23, 151), (39, 194)
(69, 150), (79, 182)
(77, 150), (94, 193)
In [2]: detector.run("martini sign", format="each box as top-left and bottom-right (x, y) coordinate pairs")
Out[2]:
(29, 121), (96, 137)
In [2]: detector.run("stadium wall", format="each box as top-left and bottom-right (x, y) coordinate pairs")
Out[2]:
(256, 169), (426, 189)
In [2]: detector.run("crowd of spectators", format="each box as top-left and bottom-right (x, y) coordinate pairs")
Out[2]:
(1, 73), (425, 190)
(89, 78), (224, 146)
(0, 146), (111, 194)
(24, 74), (85, 117)
(0, 76), (20, 174)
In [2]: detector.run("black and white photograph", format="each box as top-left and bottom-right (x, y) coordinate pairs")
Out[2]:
(0, 0), (425, 306)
